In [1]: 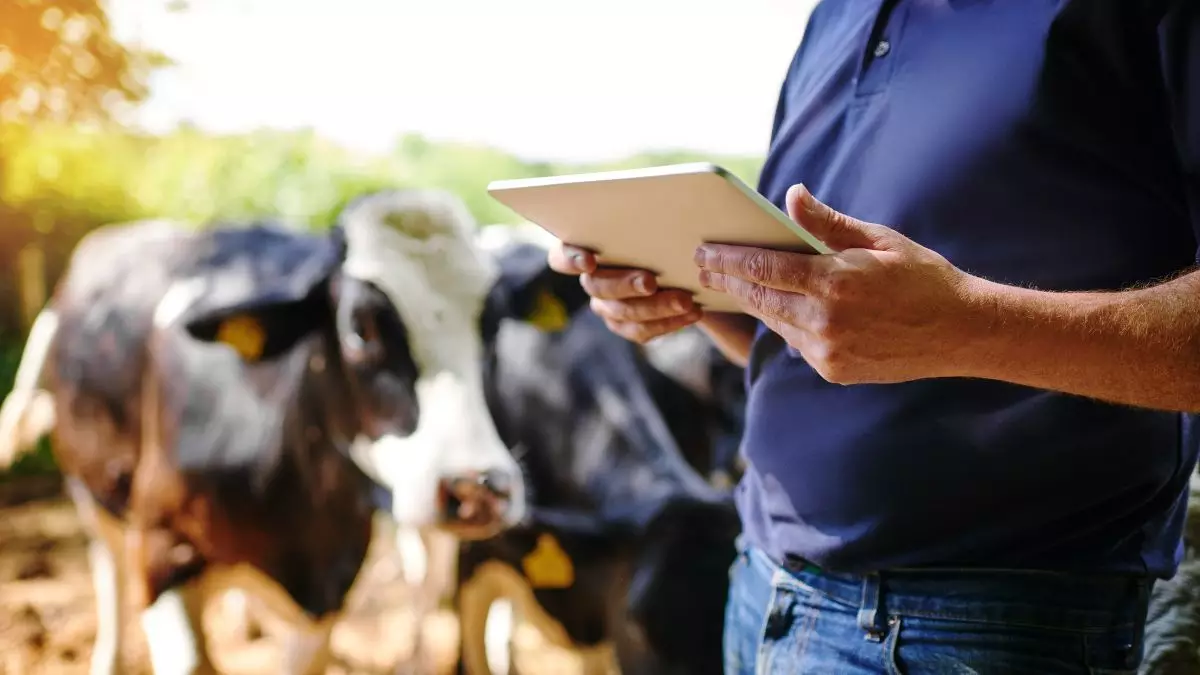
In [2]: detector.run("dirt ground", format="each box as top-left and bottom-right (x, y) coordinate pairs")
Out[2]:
(0, 476), (589, 675)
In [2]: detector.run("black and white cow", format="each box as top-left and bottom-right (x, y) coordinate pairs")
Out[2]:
(447, 233), (744, 675)
(1140, 417), (1200, 675)
(639, 326), (747, 490)
(0, 193), (530, 675)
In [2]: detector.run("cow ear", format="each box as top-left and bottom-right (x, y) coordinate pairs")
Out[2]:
(182, 293), (329, 364)
(486, 243), (590, 333)
(167, 224), (344, 362)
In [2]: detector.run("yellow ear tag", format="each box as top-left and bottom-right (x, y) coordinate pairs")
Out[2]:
(215, 314), (266, 361)
(527, 288), (568, 332)
(522, 534), (574, 589)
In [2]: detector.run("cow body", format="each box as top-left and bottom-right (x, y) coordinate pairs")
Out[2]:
(1141, 465), (1200, 674)
(638, 327), (747, 489)
(0, 193), (531, 675)
(451, 238), (744, 675)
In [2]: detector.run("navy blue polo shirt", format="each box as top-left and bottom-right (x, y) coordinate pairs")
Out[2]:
(737, 0), (1200, 578)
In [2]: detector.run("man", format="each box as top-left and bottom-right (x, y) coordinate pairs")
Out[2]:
(547, 2), (1200, 673)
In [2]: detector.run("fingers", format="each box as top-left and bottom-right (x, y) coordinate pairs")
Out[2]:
(590, 289), (696, 323)
(699, 270), (813, 330)
(580, 268), (658, 300)
(547, 243), (597, 275)
(695, 243), (826, 294)
(786, 183), (898, 252)
(602, 309), (704, 345)
(545, 243), (695, 343)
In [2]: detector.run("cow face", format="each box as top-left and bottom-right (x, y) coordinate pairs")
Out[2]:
(331, 274), (421, 440)
(336, 191), (532, 539)
(159, 224), (425, 456)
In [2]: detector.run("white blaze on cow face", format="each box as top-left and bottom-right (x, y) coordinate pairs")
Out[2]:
(338, 190), (527, 529)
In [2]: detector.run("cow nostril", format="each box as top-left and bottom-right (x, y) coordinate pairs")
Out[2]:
(480, 469), (512, 499)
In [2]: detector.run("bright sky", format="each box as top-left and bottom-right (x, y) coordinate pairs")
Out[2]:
(107, 0), (819, 163)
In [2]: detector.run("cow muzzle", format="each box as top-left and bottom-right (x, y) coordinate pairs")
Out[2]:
(436, 469), (516, 540)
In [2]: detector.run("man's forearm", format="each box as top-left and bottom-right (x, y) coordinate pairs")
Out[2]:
(959, 268), (1200, 412)
(696, 312), (757, 368)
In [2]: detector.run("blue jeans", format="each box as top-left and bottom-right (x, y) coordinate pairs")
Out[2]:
(723, 540), (1152, 674)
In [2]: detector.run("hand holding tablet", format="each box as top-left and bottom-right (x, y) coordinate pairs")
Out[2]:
(486, 163), (832, 315)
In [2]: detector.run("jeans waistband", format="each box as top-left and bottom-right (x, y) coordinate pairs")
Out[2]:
(744, 545), (1151, 633)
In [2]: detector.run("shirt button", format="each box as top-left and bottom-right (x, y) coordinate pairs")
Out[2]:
(873, 40), (891, 58)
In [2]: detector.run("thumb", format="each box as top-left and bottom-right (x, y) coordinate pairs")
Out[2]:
(786, 184), (897, 252)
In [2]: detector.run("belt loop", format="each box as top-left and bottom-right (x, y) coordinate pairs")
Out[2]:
(857, 572), (886, 641)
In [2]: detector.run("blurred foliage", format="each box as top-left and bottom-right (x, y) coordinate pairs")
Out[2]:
(0, 0), (172, 124)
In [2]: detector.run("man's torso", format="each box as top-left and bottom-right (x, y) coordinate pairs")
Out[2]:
(739, 0), (1200, 577)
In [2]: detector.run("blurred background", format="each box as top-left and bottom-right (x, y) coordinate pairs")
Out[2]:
(0, 1), (816, 672)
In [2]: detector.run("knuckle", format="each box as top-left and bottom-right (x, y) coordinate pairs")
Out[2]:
(589, 297), (619, 320)
(812, 304), (844, 340)
(579, 274), (599, 297)
(604, 317), (631, 340)
(774, 297), (800, 326)
(631, 298), (663, 322)
(628, 324), (652, 344)
(610, 319), (645, 344)
(818, 347), (852, 385)
(744, 251), (771, 282)
(823, 270), (852, 299)
(747, 283), (769, 310)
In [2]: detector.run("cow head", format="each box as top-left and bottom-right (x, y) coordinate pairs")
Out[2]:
(156, 224), (423, 451)
(334, 190), (532, 539)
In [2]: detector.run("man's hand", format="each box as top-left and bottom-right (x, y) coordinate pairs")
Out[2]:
(547, 244), (704, 344)
(694, 184), (988, 384)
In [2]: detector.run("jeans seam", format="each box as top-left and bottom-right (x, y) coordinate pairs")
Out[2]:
(884, 614), (903, 675)
(794, 593), (818, 668)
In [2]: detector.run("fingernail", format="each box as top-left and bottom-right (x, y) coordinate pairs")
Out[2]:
(698, 270), (711, 288)
(694, 245), (710, 267)
(796, 184), (818, 212)
(570, 252), (586, 271)
(634, 275), (650, 295)
(671, 297), (686, 313)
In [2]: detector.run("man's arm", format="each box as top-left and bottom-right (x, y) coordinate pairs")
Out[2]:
(695, 312), (758, 368)
(959, 270), (1200, 412)
(693, 184), (1200, 414)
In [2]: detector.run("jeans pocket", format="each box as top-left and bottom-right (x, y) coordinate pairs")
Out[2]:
(756, 585), (819, 674)
(723, 550), (767, 675)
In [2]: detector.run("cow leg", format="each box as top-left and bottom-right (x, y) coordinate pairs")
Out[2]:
(580, 649), (616, 675)
(459, 563), (527, 675)
(483, 599), (515, 675)
(87, 534), (129, 675)
(140, 578), (216, 675)
(66, 479), (130, 675)
(219, 589), (266, 642)
(394, 526), (447, 675)
(280, 618), (336, 675)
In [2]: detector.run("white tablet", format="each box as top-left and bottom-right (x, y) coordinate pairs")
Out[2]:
(486, 162), (832, 313)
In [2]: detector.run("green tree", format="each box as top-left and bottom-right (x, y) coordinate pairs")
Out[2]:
(0, 0), (172, 124)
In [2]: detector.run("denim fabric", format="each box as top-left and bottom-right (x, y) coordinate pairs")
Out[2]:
(724, 540), (1152, 674)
